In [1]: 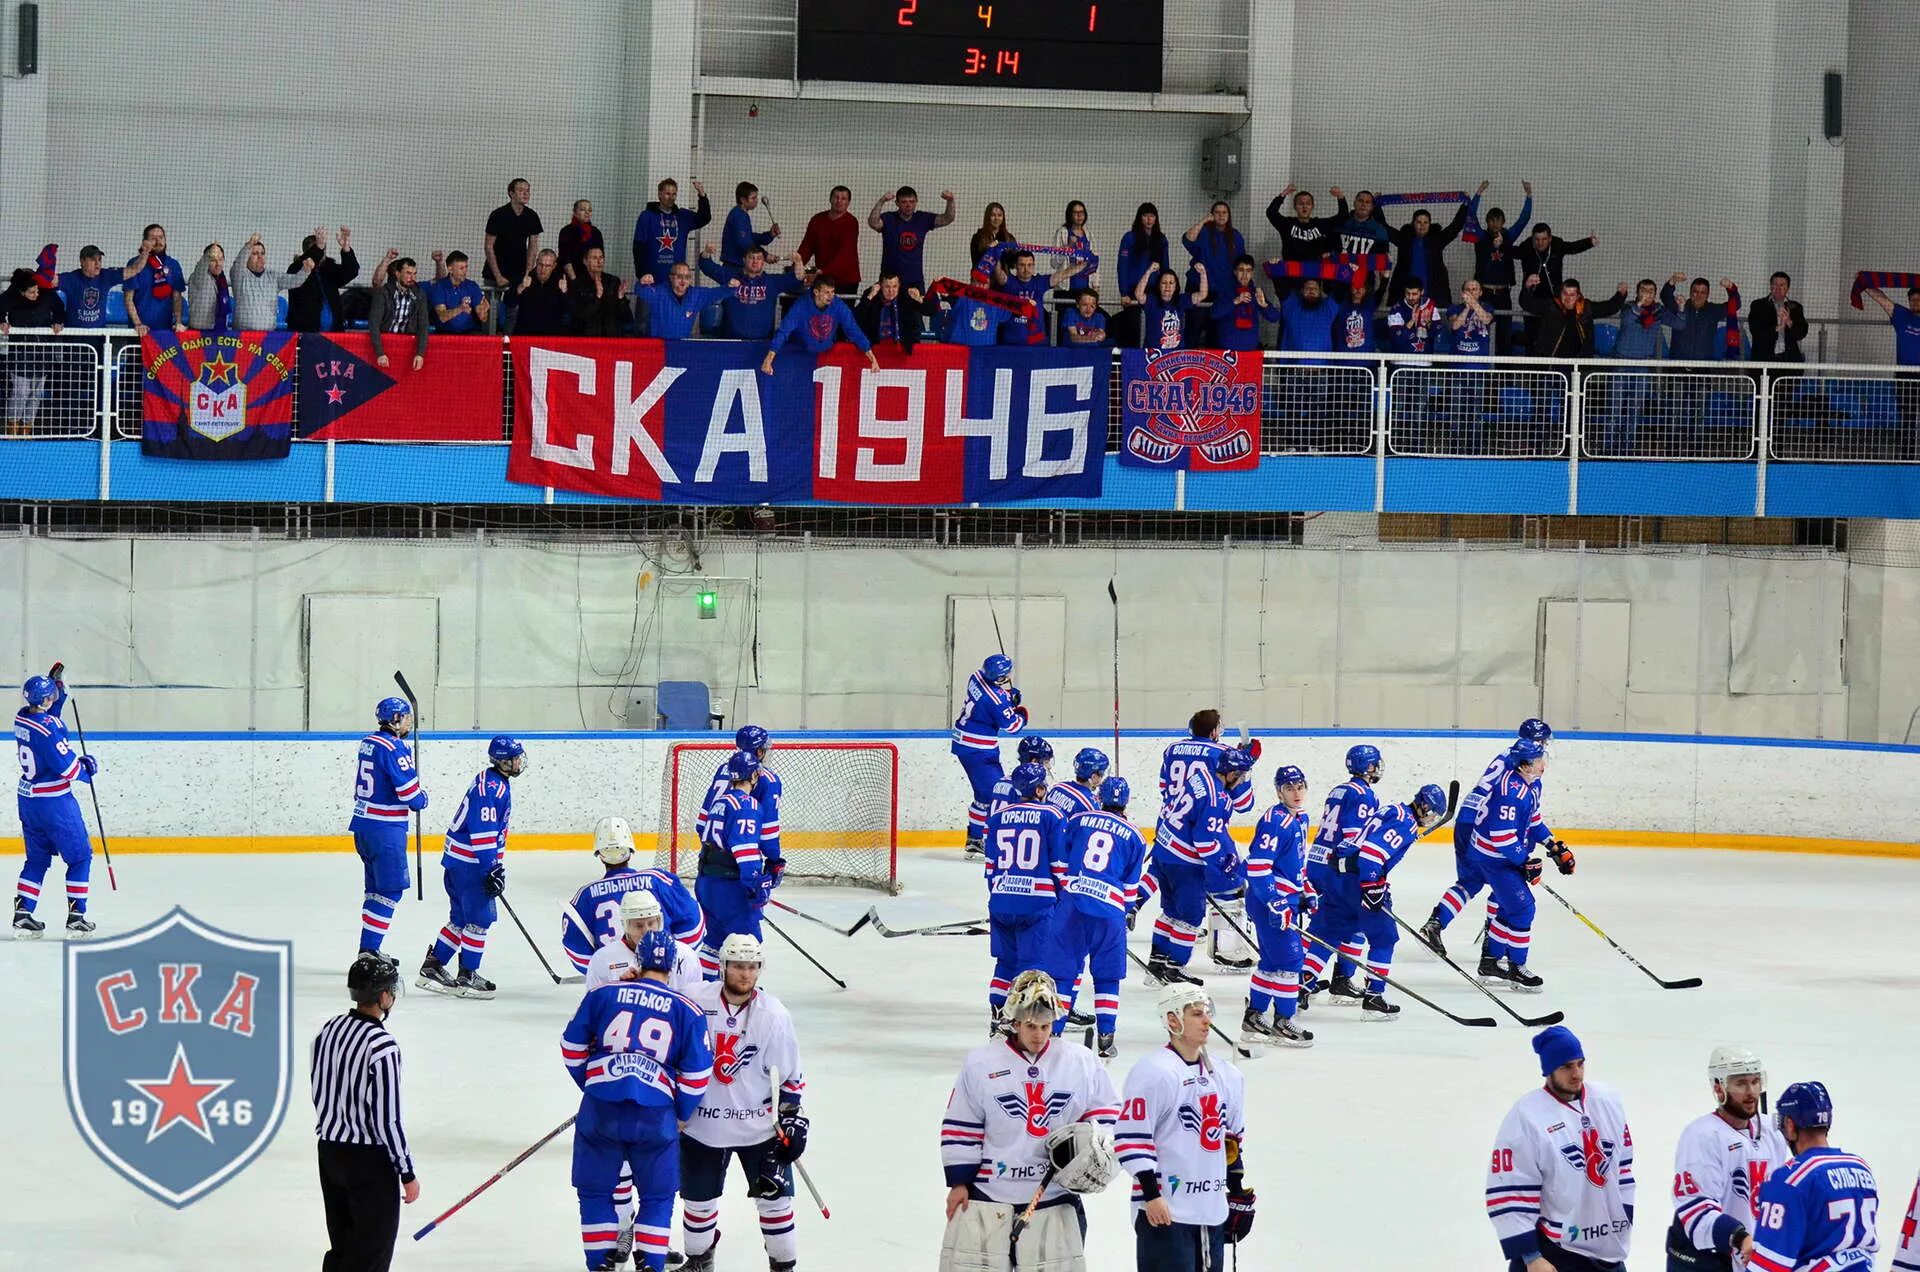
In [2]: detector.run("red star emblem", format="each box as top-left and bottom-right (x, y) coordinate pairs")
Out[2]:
(656, 231), (677, 252)
(125, 1043), (233, 1144)
(324, 385), (346, 405)
(200, 353), (238, 386)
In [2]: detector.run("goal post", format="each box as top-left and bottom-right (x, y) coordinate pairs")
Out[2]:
(656, 741), (902, 894)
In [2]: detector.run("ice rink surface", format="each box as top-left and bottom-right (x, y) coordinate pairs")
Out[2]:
(5, 843), (1917, 1271)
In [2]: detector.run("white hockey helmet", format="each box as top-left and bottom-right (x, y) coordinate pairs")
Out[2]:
(1157, 983), (1214, 1033)
(1707, 1043), (1766, 1099)
(719, 933), (764, 967)
(618, 889), (663, 928)
(1001, 970), (1064, 1024)
(593, 816), (636, 865)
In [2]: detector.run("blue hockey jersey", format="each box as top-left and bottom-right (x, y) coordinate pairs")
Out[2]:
(1153, 764), (1234, 867)
(696, 758), (783, 861)
(442, 769), (511, 868)
(348, 731), (427, 833)
(1472, 771), (1553, 867)
(1047, 780), (1101, 819)
(1749, 1149), (1879, 1272)
(951, 669), (1025, 755)
(1057, 809), (1149, 918)
(1352, 804), (1420, 885)
(1458, 750), (1511, 832)
(697, 790), (766, 883)
(982, 798), (1067, 916)
(1246, 803), (1309, 915)
(15, 687), (88, 803)
(1158, 737), (1255, 818)
(561, 867), (705, 974)
(562, 979), (714, 1119)
(1312, 777), (1379, 875)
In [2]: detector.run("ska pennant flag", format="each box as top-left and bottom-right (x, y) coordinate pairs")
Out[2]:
(139, 332), (297, 459)
(295, 332), (503, 440)
(64, 908), (292, 1207)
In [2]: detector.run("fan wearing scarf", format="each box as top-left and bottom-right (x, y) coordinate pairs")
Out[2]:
(188, 243), (236, 334)
(122, 223), (187, 336)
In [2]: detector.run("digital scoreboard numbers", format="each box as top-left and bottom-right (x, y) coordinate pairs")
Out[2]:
(797, 1), (1165, 93)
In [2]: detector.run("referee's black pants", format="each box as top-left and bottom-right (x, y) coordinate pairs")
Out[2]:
(318, 1141), (401, 1272)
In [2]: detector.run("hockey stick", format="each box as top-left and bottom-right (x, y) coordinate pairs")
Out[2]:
(769, 1065), (831, 1220)
(413, 1113), (576, 1239)
(51, 666), (117, 892)
(767, 896), (871, 938)
(869, 910), (989, 938)
(1418, 779), (1463, 840)
(497, 891), (566, 985)
(1386, 907), (1565, 1027)
(1107, 579), (1121, 771)
(1296, 925), (1499, 1028)
(764, 916), (847, 989)
(985, 586), (1006, 655)
(393, 670), (425, 901)
(1008, 1163), (1060, 1251)
(1124, 947), (1255, 1058)
(1540, 883), (1703, 990)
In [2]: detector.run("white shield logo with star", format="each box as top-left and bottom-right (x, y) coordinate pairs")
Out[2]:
(64, 908), (292, 1207)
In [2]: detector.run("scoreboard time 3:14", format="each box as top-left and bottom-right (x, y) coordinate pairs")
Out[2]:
(797, 1), (1165, 93)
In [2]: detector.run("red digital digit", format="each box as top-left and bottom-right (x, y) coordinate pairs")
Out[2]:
(897, 0), (918, 27)
(1089, 4), (1099, 32)
(963, 47), (986, 76)
(996, 49), (1020, 75)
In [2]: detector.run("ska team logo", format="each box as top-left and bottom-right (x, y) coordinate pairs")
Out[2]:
(64, 907), (292, 1207)
(1122, 350), (1259, 466)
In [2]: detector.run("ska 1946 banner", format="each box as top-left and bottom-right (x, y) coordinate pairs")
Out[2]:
(506, 339), (1107, 504)
(1117, 348), (1262, 471)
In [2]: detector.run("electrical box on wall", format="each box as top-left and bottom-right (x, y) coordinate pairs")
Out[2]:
(15, 2), (39, 76)
(1200, 132), (1241, 195)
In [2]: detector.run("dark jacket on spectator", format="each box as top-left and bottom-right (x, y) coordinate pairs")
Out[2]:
(855, 289), (925, 353)
(1514, 235), (1594, 304)
(1265, 195), (1349, 264)
(570, 272), (628, 337)
(1466, 194), (1532, 288)
(1747, 296), (1807, 362)
(287, 246), (361, 332)
(367, 280), (429, 359)
(1384, 203), (1470, 304)
(0, 280), (69, 380)
(1662, 283), (1741, 361)
(1520, 288), (1625, 357)
(512, 273), (570, 337)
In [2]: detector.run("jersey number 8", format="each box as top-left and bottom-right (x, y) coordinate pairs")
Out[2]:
(1081, 830), (1114, 872)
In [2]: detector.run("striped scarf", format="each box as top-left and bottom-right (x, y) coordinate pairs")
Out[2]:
(1852, 270), (1920, 308)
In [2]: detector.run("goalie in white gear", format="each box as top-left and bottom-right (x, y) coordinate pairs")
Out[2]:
(939, 970), (1121, 1272)
(1116, 985), (1253, 1271)
(583, 889), (701, 994)
(1665, 1044), (1790, 1272)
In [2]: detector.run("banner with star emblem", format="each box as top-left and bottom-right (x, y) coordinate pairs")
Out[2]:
(1117, 347), (1262, 471)
(139, 332), (298, 459)
(64, 907), (292, 1208)
(295, 331), (504, 440)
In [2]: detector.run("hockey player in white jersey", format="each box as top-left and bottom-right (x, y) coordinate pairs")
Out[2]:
(680, 935), (809, 1272)
(938, 970), (1121, 1272)
(1665, 1045), (1789, 1272)
(1487, 1027), (1636, 1272)
(583, 890), (702, 996)
(1116, 984), (1255, 1271)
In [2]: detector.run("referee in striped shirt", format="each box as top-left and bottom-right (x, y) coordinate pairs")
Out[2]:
(312, 953), (420, 1272)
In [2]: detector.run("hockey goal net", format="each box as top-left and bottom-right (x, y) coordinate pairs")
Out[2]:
(654, 741), (901, 893)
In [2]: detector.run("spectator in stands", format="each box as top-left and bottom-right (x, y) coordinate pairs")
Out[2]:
(428, 251), (490, 333)
(722, 182), (780, 268)
(1135, 262), (1208, 351)
(1861, 284), (1920, 366)
(1522, 276), (1628, 357)
(368, 255), (428, 370)
(511, 250), (570, 336)
(991, 249), (1076, 346)
(556, 199), (603, 279)
(1384, 280), (1441, 356)
(1448, 280), (1496, 358)
(1747, 271), (1808, 363)
(1465, 180), (1531, 351)
(287, 227), (361, 332)
(942, 288), (1014, 346)
(484, 179), (542, 299)
(1335, 190), (1392, 265)
(57, 246), (118, 328)
(1611, 279), (1671, 361)
(632, 261), (733, 339)
(761, 277), (877, 374)
(1211, 255), (1280, 351)
(1661, 275), (1742, 361)
(1113, 203), (1170, 348)
(1, 267), (66, 434)
(1332, 275), (1381, 354)
(869, 185), (957, 292)
(1054, 201), (1098, 295)
(123, 224), (186, 336)
(1514, 223), (1598, 308)
(1382, 182), (1484, 304)
(855, 271), (928, 354)
(230, 234), (313, 330)
(1265, 184), (1348, 298)
(1594, 279), (1670, 455)
(699, 243), (805, 340)
(1182, 201), (1244, 339)
(1059, 289), (1109, 347)
(187, 243), (235, 333)
(633, 177), (711, 280)
(969, 204), (1016, 275)
(1278, 279), (1338, 354)
(570, 246), (630, 337)
(1440, 279), (1499, 450)
(797, 185), (862, 292)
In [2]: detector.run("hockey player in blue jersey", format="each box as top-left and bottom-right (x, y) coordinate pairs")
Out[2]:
(695, 725), (783, 873)
(562, 929), (715, 1272)
(1419, 718), (1553, 958)
(561, 816), (706, 977)
(1301, 743), (1384, 1004)
(1043, 775), (1147, 1058)
(951, 653), (1029, 855)
(348, 696), (429, 964)
(1241, 764), (1315, 1048)
(1300, 783), (1449, 1021)
(1748, 1082), (1880, 1272)
(1147, 745), (1251, 985)
(1472, 740), (1574, 991)
(1046, 747), (1107, 818)
(1133, 710), (1253, 924)
(695, 752), (775, 979)
(982, 761), (1067, 1025)
(988, 734), (1056, 819)
(12, 665), (100, 938)
(417, 735), (525, 999)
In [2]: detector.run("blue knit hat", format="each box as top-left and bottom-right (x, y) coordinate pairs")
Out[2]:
(1533, 1025), (1583, 1076)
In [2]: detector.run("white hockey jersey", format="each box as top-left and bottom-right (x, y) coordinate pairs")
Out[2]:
(1486, 1081), (1637, 1265)
(583, 935), (702, 997)
(1892, 1171), (1920, 1272)
(1669, 1109), (1790, 1255)
(683, 982), (806, 1150)
(940, 1038), (1120, 1206)
(1115, 1044), (1247, 1227)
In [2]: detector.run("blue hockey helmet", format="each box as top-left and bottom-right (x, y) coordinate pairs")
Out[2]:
(1774, 1081), (1833, 1135)
(1217, 747), (1253, 776)
(735, 724), (770, 754)
(982, 653), (1014, 683)
(1073, 747), (1109, 781)
(21, 675), (57, 710)
(1009, 761), (1047, 800)
(1507, 737), (1547, 766)
(1518, 718), (1553, 743)
(1018, 735), (1055, 764)
(1098, 776), (1130, 812)
(488, 734), (525, 767)
(726, 750), (761, 782)
(634, 929), (677, 973)
(1411, 783), (1449, 823)
(1345, 744), (1383, 777)
(1274, 764), (1307, 789)
(375, 696), (412, 725)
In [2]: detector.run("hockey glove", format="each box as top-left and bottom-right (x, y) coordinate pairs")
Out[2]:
(1224, 1186), (1256, 1243)
(1302, 888), (1320, 916)
(1010, 687), (1022, 708)
(768, 858), (787, 889)
(77, 755), (100, 780)
(1523, 857), (1544, 886)
(1012, 704), (1030, 727)
(749, 1161), (792, 1201)
(1334, 852), (1360, 876)
(1124, 903), (1139, 932)
(774, 1107), (810, 1162)
(411, 792), (430, 811)
(1243, 737), (1262, 762)
(1265, 896), (1294, 927)
(483, 863), (507, 897)
(47, 661), (64, 684)
(1546, 839), (1576, 876)
(1360, 880), (1389, 911)
(754, 874), (777, 907)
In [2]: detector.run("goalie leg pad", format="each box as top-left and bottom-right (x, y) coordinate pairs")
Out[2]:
(938, 1201), (1087, 1272)
(1209, 889), (1253, 963)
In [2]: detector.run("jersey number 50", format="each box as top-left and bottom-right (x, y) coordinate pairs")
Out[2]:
(995, 828), (1043, 871)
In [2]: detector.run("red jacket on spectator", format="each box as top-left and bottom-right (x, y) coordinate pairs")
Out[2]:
(799, 209), (862, 291)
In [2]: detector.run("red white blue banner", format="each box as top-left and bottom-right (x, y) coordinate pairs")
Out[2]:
(1117, 348), (1262, 471)
(139, 332), (297, 460)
